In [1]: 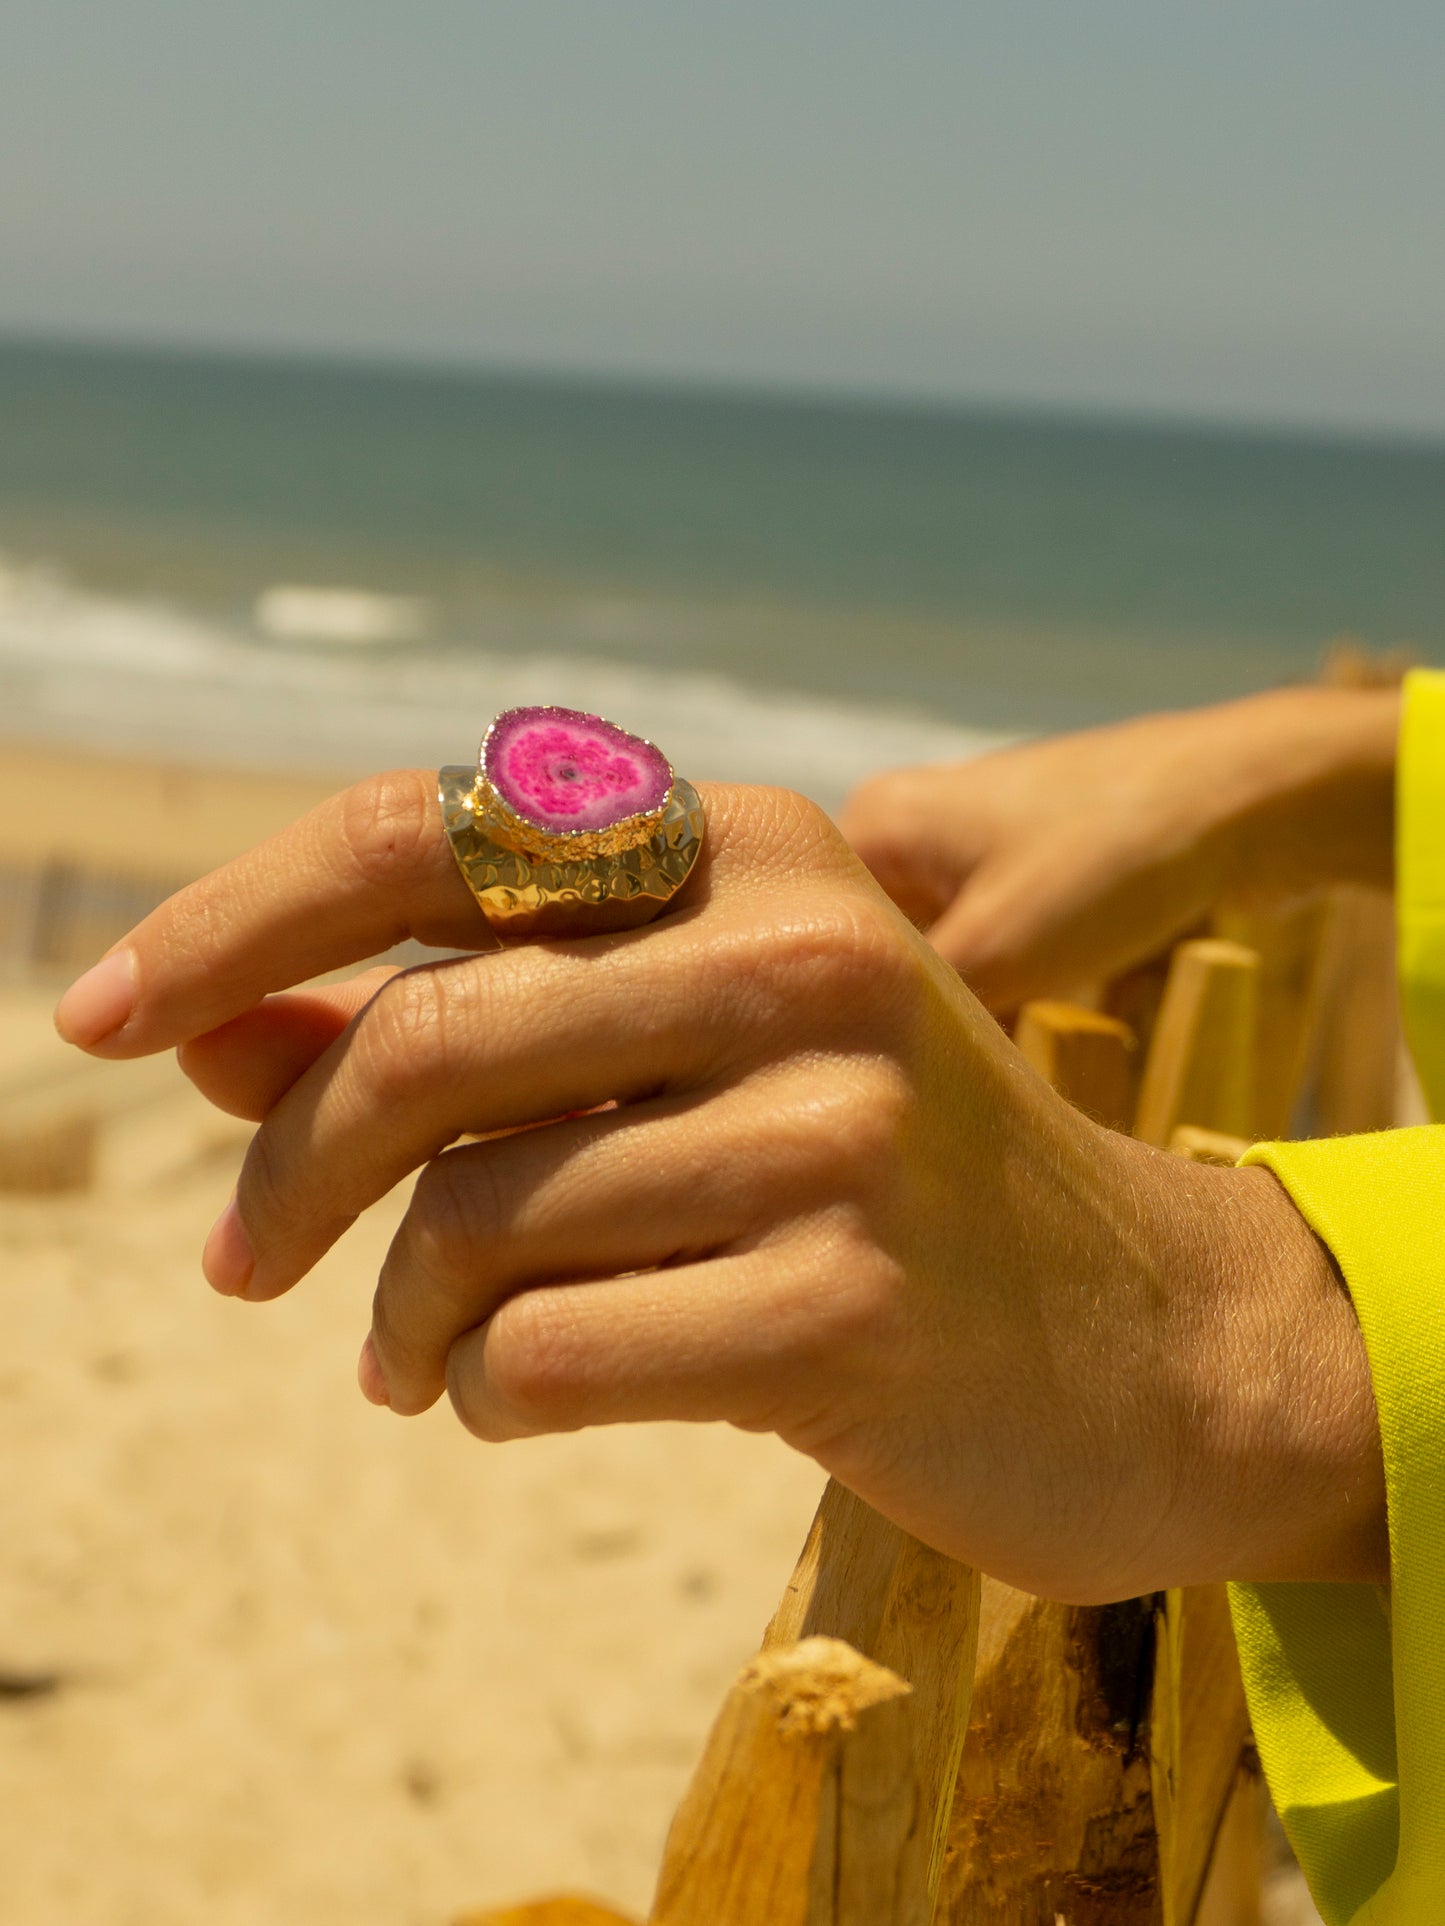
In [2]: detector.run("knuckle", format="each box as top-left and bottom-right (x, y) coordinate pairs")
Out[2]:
(829, 1062), (915, 1184)
(765, 1062), (913, 1206)
(407, 1151), (501, 1290)
(447, 1381), (507, 1443)
(737, 786), (853, 878)
(354, 965), (454, 1106)
(770, 1229), (898, 1379)
(341, 768), (438, 891)
(368, 1280), (406, 1363)
(445, 1337), (508, 1441)
(748, 894), (919, 1033)
(451, 1294), (581, 1438)
(237, 1119), (288, 1231)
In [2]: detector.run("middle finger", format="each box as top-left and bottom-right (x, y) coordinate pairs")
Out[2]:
(211, 920), (776, 1300)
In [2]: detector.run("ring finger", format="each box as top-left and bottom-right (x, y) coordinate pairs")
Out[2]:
(367, 1082), (802, 1414)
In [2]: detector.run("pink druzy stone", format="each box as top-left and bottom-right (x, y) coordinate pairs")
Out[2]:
(484, 706), (673, 834)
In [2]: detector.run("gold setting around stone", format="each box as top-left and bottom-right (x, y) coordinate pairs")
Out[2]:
(439, 764), (705, 940)
(468, 774), (672, 865)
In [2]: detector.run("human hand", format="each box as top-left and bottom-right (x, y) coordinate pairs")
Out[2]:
(53, 769), (1384, 1600)
(839, 685), (1400, 1012)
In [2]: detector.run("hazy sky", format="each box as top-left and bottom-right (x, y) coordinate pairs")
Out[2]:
(4, 2), (1442, 436)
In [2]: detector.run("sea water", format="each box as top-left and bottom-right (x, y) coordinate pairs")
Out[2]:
(2, 337), (1442, 807)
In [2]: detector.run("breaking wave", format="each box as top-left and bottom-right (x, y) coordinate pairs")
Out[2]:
(0, 558), (1006, 812)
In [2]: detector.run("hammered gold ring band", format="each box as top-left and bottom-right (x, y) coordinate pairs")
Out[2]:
(439, 706), (706, 941)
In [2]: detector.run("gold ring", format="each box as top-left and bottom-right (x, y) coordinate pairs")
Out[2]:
(439, 706), (705, 941)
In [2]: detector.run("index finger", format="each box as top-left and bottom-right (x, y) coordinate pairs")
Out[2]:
(53, 772), (827, 1060)
(54, 770), (492, 1058)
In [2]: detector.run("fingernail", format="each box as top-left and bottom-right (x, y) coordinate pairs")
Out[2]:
(202, 1197), (255, 1298)
(357, 1333), (391, 1407)
(54, 948), (138, 1048)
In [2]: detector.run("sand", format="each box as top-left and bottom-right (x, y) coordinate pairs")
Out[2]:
(0, 981), (827, 1925)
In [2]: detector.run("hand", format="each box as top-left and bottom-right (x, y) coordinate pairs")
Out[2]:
(53, 770), (1385, 1600)
(839, 685), (1401, 1012)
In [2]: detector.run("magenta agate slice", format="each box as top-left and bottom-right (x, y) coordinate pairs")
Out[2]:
(483, 706), (673, 835)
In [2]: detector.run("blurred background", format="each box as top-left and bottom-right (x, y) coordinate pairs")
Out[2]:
(2, 5), (1440, 1922)
(3, 1), (1443, 796)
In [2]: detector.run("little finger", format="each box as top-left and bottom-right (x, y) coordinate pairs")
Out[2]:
(369, 1088), (801, 1414)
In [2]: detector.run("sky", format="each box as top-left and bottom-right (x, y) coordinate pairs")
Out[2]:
(3, 1), (1443, 438)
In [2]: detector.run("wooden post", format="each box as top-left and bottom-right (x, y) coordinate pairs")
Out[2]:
(1192, 1768), (1265, 1926)
(1305, 642), (1412, 1136)
(942, 1584), (1255, 1926)
(0, 861), (44, 975)
(1149, 1585), (1256, 1925)
(1306, 888), (1401, 1135)
(941, 1585), (1164, 1924)
(1102, 948), (1184, 1065)
(455, 1902), (640, 1926)
(650, 1637), (927, 1926)
(1213, 900), (1331, 1141)
(1015, 1001), (1139, 1132)
(764, 1480), (980, 1904)
(1134, 940), (1260, 1146)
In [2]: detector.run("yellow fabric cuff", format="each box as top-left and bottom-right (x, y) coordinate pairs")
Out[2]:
(1231, 1128), (1445, 1924)
(1398, 668), (1445, 1117)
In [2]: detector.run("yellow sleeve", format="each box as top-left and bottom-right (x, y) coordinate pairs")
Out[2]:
(1228, 669), (1445, 1925)
(1231, 1131), (1445, 1925)
(1398, 669), (1445, 1116)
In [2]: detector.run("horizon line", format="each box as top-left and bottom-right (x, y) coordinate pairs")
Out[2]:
(3, 320), (1444, 460)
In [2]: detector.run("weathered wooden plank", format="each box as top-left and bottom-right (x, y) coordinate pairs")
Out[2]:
(1015, 1001), (1138, 1132)
(1134, 939), (1260, 1146)
(1307, 887), (1401, 1135)
(1192, 1766), (1265, 1926)
(1150, 1584), (1256, 1925)
(1213, 900), (1331, 1141)
(650, 1637), (927, 1926)
(941, 1584), (1163, 1924)
(0, 862), (44, 974)
(1102, 949), (1179, 1065)
(764, 1479), (980, 1903)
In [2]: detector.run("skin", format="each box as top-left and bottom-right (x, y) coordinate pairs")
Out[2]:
(839, 683), (1402, 1012)
(53, 758), (1387, 1604)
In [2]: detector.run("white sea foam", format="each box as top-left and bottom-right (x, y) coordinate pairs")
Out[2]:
(255, 585), (432, 646)
(0, 564), (1009, 811)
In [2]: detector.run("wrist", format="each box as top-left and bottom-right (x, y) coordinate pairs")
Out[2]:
(1209, 685), (1400, 900)
(1154, 1153), (1387, 1587)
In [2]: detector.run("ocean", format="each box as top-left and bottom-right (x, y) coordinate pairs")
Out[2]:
(2, 336), (1442, 808)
